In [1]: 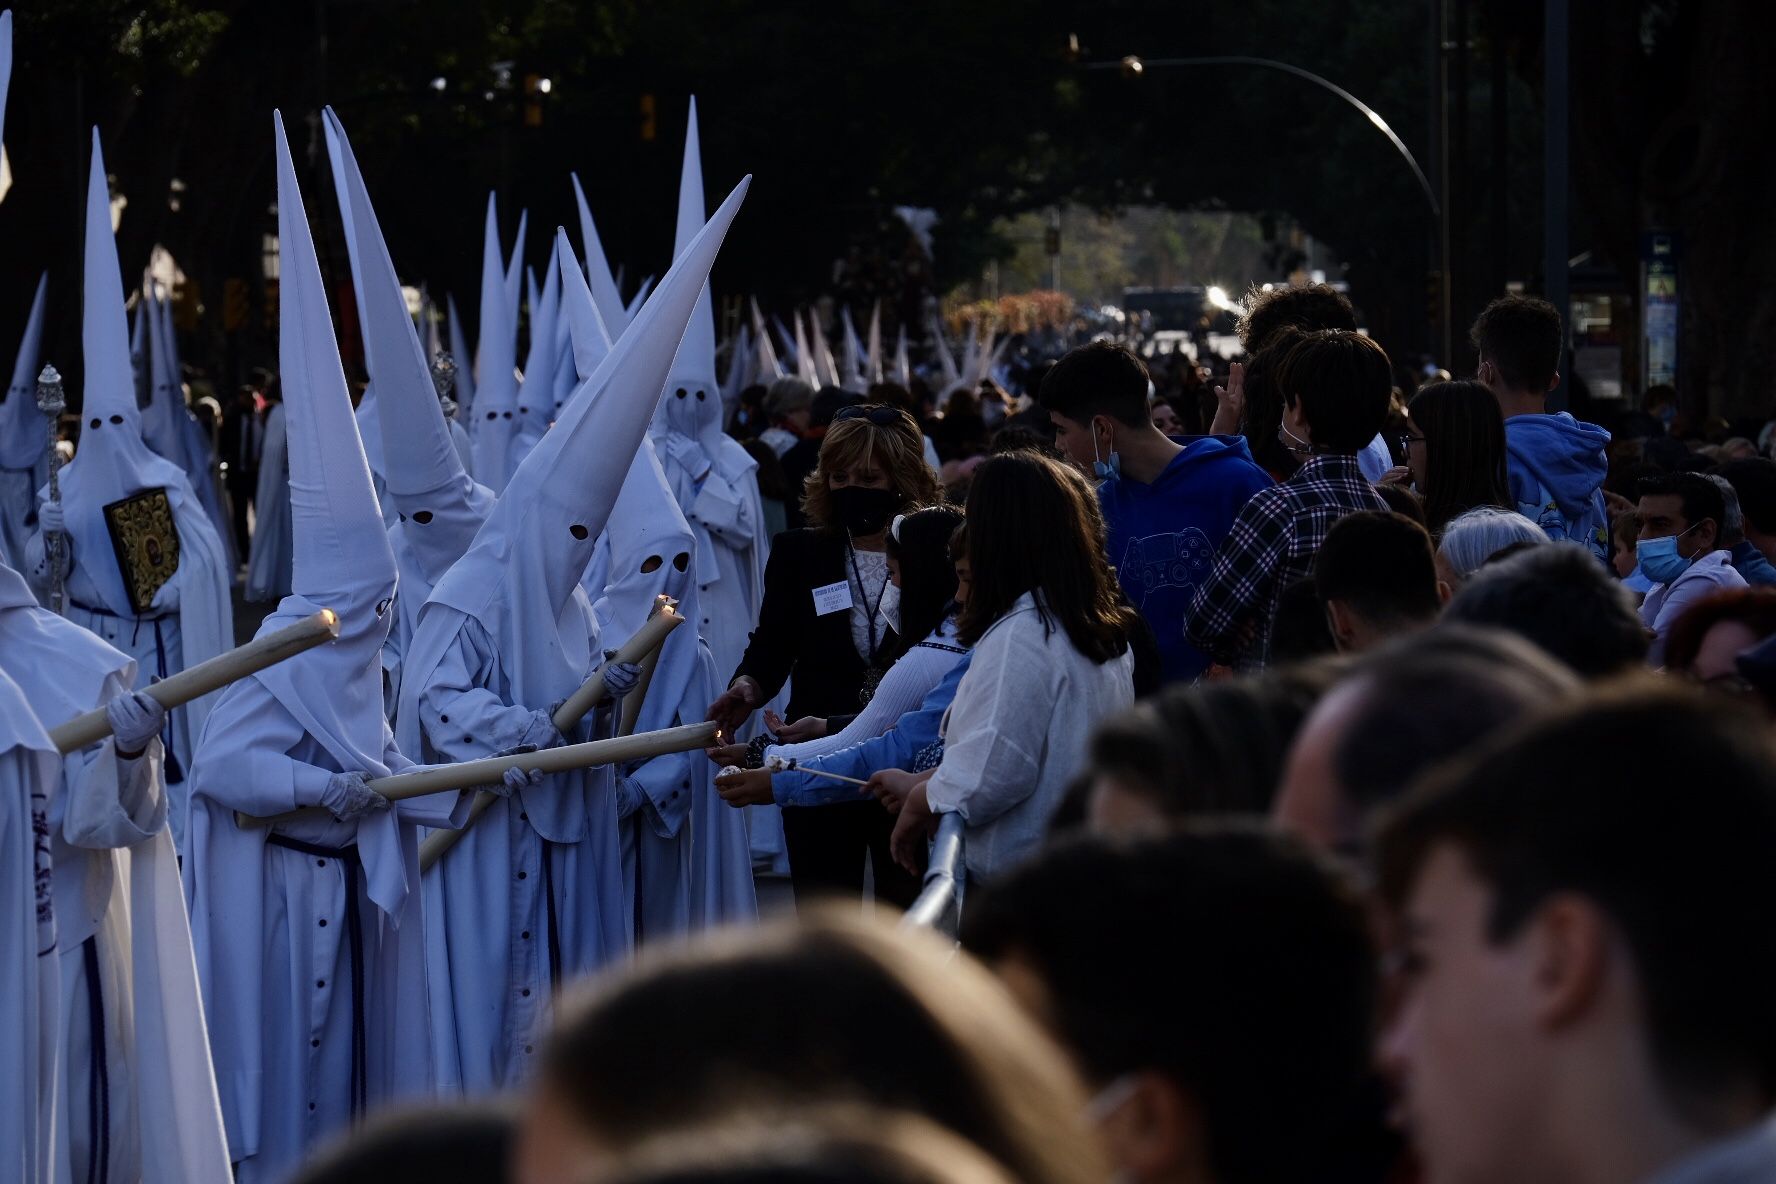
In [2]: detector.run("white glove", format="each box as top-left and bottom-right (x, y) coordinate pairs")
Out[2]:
(37, 500), (64, 535)
(602, 657), (643, 699)
(492, 762), (545, 798)
(662, 433), (709, 479)
(614, 773), (642, 819)
(319, 771), (389, 822)
(518, 708), (566, 752)
(105, 690), (165, 755)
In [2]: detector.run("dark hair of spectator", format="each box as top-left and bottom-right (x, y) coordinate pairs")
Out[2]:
(1407, 380), (1512, 533)
(883, 505), (965, 662)
(1373, 482), (1427, 526)
(1270, 577), (1340, 664)
(1468, 295), (1563, 394)
(1663, 587), (1776, 677)
(541, 911), (1100, 1184)
(1313, 511), (1443, 627)
(1637, 471), (1726, 533)
(1331, 625), (1581, 823)
(1036, 342), (1152, 429)
(1091, 663), (1343, 816)
(1275, 330), (1395, 453)
(957, 451), (1137, 664)
(962, 828), (1379, 1184)
(802, 405), (941, 535)
(1237, 283), (1358, 354)
(1375, 686), (1776, 1111)
(1441, 543), (1650, 677)
(1240, 325), (1309, 477)
(286, 1102), (514, 1184)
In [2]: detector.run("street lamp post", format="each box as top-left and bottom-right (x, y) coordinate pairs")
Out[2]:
(1086, 53), (1444, 353)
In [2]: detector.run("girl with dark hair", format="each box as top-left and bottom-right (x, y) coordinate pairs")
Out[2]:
(1390, 380), (1512, 534)
(704, 405), (941, 906)
(870, 452), (1138, 881)
(710, 506), (968, 809)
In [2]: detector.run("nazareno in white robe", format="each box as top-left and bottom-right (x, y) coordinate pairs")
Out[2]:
(183, 113), (470, 1182)
(27, 130), (234, 853)
(244, 401), (293, 603)
(595, 441), (756, 940)
(0, 561), (231, 1184)
(403, 175), (751, 1092)
(0, 661), (63, 1184)
(0, 271), (50, 574)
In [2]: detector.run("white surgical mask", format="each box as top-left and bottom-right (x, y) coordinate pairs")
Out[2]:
(878, 581), (902, 636)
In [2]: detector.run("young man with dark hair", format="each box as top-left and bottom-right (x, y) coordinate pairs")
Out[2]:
(1040, 341), (1270, 683)
(1719, 458), (1776, 585)
(1470, 295), (1612, 560)
(1374, 687), (1776, 1184)
(1225, 283), (1394, 482)
(1441, 542), (1649, 677)
(1312, 511), (1445, 652)
(1274, 626), (1580, 860)
(961, 829), (1388, 1184)
(1186, 330), (1393, 669)
(1637, 471), (1746, 664)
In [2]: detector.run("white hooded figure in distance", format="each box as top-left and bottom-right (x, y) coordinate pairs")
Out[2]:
(321, 107), (496, 726)
(0, 658), (62, 1184)
(243, 389), (292, 603)
(652, 99), (767, 689)
(446, 294), (477, 464)
(0, 555), (231, 1184)
(24, 130), (232, 849)
(145, 293), (238, 577)
(470, 196), (522, 493)
(401, 178), (749, 1094)
(594, 439), (757, 938)
(0, 271), (49, 572)
(508, 249), (559, 472)
(181, 116), (475, 1182)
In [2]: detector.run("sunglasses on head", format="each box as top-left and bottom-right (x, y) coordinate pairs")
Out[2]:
(831, 404), (902, 426)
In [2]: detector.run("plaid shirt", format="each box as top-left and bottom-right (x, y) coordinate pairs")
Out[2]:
(1185, 453), (1388, 668)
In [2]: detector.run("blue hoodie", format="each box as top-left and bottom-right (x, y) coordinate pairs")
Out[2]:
(1504, 413), (1612, 561)
(1100, 435), (1273, 683)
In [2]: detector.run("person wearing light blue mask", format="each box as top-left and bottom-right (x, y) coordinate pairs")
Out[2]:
(1637, 472), (1747, 665)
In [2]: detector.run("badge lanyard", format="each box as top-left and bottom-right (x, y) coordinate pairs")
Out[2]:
(846, 539), (889, 664)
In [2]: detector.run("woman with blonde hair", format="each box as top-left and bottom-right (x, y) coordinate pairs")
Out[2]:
(706, 405), (940, 905)
(513, 911), (1103, 1184)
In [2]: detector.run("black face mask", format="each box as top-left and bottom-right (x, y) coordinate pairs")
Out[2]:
(829, 485), (901, 537)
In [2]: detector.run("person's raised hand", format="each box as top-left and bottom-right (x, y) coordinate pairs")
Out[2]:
(1378, 465), (1413, 487)
(763, 709), (827, 744)
(1209, 361), (1246, 436)
(704, 741), (750, 768)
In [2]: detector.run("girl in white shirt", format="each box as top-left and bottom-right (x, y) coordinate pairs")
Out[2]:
(872, 451), (1139, 883)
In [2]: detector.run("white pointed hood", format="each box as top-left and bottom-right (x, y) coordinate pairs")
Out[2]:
(503, 209), (528, 324)
(325, 107), (494, 588)
(472, 195), (520, 490)
(319, 115), (393, 500)
(624, 276), (653, 325)
(749, 297), (783, 380)
(930, 315), (961, 391)
(839, 306), (863, 392)
(0, 270), (47, 471)
(793, 310), (818, 388)
(57, 129), (196, 617)
(556, 227), (612, 383)
(571, 173), (627, 332)
(129, 284), (149, 403)
(141, 290), (185, 462)
(419, 174), (751, 703)
(865, 302), (884, 385)
(446, 293), (475, 420)
(511, 249), (559, 463)
(811, 312), (840, 388)
(0, 9), (10, 152)
(891, 323), (911, 388)
(250, 111), (410, 916)
(720, 321), (752, 408)
(658, 96), (724, 449)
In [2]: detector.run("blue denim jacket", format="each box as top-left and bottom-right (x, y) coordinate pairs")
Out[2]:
(773, 652), (975, 808)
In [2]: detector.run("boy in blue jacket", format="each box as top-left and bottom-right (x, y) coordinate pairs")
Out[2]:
(1040, 343), (1272, 684)
(1472, 296), (1612, 562)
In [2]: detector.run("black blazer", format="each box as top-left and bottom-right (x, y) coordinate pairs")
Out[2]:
(732, 528), (897, 721)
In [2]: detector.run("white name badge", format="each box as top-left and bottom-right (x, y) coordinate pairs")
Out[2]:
(812, 580), (853, 616)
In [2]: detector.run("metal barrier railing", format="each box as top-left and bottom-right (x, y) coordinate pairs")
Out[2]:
(900, 812), (965, 936)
